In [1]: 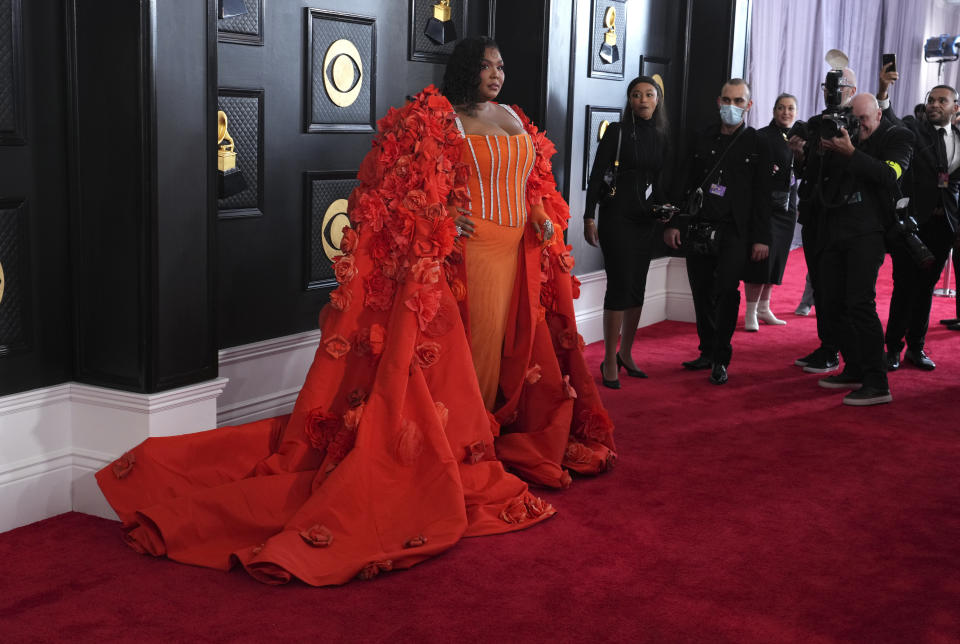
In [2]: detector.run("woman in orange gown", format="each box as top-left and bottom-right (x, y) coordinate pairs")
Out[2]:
(96, 37), (614, 586)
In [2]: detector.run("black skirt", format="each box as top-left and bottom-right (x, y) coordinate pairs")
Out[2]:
(598, 205), (656, 310)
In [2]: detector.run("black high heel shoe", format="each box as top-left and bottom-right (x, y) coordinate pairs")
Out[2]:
(616, 353), (648, 378)
(600, 363), (620, 389)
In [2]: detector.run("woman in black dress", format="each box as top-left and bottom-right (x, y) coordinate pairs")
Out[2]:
(744, 93), (798, 331)
(585, 76), (670, 388)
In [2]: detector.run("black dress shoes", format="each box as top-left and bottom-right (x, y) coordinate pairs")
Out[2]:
(682, 355), (712, 370)
(904, 348), (936, 370)
(600, 364), (620, 389)
(939, 318), (960, 325)
(709, 363), (728, 385)
(616, 353), (648, 378)
(948, 322), (960, 331)
(885, 350), (900, 371)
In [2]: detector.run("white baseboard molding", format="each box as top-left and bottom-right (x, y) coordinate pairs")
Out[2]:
(0, 379), (228, 532)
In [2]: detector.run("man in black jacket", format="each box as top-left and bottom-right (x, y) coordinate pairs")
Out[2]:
(878, 68), (960, 371)
(812, 94), (913, 405)
(664, 78), (770, 385)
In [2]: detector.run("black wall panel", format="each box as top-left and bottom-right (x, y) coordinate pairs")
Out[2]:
(0, 199), (29, 357)
(0, 0), (71, 395)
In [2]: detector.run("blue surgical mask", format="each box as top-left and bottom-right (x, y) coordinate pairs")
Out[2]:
(719, 104), (745, 126)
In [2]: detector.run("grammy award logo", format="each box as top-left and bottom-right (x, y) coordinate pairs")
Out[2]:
(599, 6), (619, 65)
(0, 260), (5, 306)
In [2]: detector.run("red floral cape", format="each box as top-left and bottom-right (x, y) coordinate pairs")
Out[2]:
(95, 86), (613, 587)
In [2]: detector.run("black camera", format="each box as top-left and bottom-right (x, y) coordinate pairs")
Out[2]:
(788, 70), (860, 141)
(892, 198), (935, 269)
(651, 204), (679, 223)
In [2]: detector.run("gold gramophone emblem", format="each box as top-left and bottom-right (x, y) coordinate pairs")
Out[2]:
(217, 111), (236, 172)
(0, 260), (5, 306)
(599, 6), (620, 64)
(322, 199), (352, 260)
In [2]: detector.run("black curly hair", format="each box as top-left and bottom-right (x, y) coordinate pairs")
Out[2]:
(441, 36), (500, 109)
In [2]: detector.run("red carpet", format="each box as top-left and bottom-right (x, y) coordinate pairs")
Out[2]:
(2, 249), (958, 642)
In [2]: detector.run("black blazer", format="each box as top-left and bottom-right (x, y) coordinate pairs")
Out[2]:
(882, 105), (960, 232)
(669, 122), (772, 246)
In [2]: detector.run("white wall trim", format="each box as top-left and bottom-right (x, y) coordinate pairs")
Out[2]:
(70, 378), (229, 414)
(217, 386), (301, 427)
(0, 384), (72, 417)
(219, 329), (323, 366)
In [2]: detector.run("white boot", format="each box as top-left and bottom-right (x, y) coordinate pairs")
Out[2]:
(745, 302), (759, 331)
(758, 299), (786, 325)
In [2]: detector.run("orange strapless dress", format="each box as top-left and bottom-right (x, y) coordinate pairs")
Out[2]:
(462, 132), (535, 409)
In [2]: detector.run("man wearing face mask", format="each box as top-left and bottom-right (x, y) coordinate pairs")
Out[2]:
(807, 94), (913, 405)
(877, 65), (960, 370)
(665, 78), (771, 385)
(789, 67), (858, 375)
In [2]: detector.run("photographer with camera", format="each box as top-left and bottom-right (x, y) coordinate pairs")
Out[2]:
(789, 65), (858, 375)
(585, 76), (672, 388)
(796, 91), (913, 405)
(664, 78), (771, 385)
(877, 64), (960, 371)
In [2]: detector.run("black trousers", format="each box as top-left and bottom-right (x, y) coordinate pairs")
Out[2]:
(686, 220), (746, 366)
(817, 231), (888, 389)
(801, 222), (839, 354)
(885, 216), (954, 352)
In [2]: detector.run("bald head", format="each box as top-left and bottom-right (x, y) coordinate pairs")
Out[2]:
(851, 93), (882, 141)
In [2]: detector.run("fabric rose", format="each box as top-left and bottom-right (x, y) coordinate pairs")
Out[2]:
(434, 401), (449, 429)
(329, 286), (352, 312)
(112, 451), (136, 479)
(404, 535), (429, 548)
(299, 524), (333, 548)
(564, 441), (593, 465)
(414, 341), (441, 368)
(339, 226), (359, 254)
(558, 329), (577, 351)
(570, 274), (581, 299)
(357, 560), (393, 581)
(524, 493), (551, 518)
(323, 334), (351, 359)
(577, 409), (613, 443)
(499, 497), (529, 524)
(558, 245), (575, 273)
(525, 364), (542, 384)
(405, 286), (442, 331)
(353, 324), (385, 357)
(411, 258), (441, 284)
(402, 189), (428, 212)
(343, 403), (364, 431)
(448, 278), (466, 302)
(363, 272), (396, 311)
(562, 374), (578, 400)
(464, 440), (494, 465)
(333, 254), (357, 285)
(304, 408), (342, 451)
